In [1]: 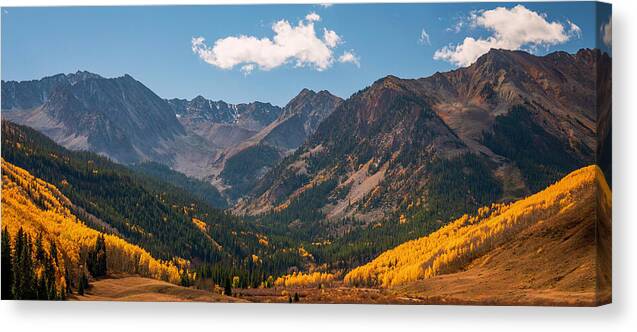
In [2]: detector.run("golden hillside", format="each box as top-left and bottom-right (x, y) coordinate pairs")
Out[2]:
(344, 165), (611, 292)
(1, 159), (182, 288)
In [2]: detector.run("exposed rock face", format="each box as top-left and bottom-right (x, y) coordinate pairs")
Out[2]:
(263, 89), (344, 151)
(3, 72), (186, 164)
(167, 96), (282, 134)
(1, 71), (102, 110)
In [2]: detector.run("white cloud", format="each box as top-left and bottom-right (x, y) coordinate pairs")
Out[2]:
(323, 28), (341, 48)
(567, 20), (582, 39)
(601, 15), (612, 48)
(306, 12), (321, 22)
(192, 36), (205, 48)
(434, 5), (576, 67)
(418, 29), (431, 45)
(338, 51), (360, 67)
(319, 3), (333, 8)
(192, 13), (355, 73)
(446, 20), (464, 33)
(240, 64), (255, 76)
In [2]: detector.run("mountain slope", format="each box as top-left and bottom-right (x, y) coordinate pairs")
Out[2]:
(166, 96), (283, 153)
(2, 73), (188, 164)
(167, 96), (282, 132)
(216, 89), (342, 200)
(259, 89), (343, 151)
(0, 120), (254, 262)
(1, 159), (183, 293)
(242, 49), (607, 235)
(344, 165), (611, 305)
(131, 161), (227, 208)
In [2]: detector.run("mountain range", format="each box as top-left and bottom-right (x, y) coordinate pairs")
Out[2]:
(1, 48), (611, 230)
(2, 72), (341, 205)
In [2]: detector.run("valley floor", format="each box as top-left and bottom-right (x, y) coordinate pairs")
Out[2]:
(230, 284), (422, 304)
(70, 274), (246, 303)
(69, 274), (602, 305)
(70, 275), (417, 304)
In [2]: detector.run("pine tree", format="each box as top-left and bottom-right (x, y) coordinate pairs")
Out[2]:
(50, 241), (58, 266)
(13, 229), (37, 300)
(223, 277), (232, 296)
(77, 277), (85, 296)
(35, 233), (45, 263)
(48, 281), (58, 300)
(78, 270), (88, 295)
(1, 227), (14, 299)
(44, 252), (56, 299)
(59, 285), (67, 300)
(88, 235), (107, 278)
(11, 228), (24, 298)
(97, 235), (107, 276)
(37, 276), (47, 300)
(64, 267), (73, 295)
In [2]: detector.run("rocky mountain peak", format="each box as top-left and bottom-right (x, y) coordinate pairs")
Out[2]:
(1, 70), (107, 110)
(67, 71), (104, 84)
(280, 88), (342, 121)
(297, 88), (316, 96)
(191, 95), (209, 103)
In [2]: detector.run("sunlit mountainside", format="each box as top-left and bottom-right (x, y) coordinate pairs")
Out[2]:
(345, 165), (611, 305)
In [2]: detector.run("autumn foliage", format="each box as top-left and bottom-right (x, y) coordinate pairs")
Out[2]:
(274, 271), (335, 288)
(1, 159), (182, 290)
(344, 165), (610, 288)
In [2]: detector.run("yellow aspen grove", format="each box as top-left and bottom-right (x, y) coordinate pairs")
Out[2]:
(344, 165), (610, 288)
(274, 271), (336, 288)
(1, 159), (182, 285)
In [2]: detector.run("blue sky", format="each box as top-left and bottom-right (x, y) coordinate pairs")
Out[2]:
(1, 2), (611, 106)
